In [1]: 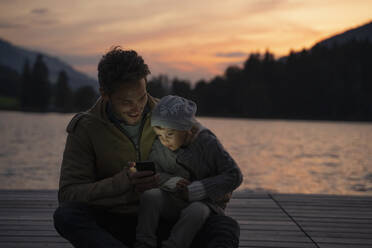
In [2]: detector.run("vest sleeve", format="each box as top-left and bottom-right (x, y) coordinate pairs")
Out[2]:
(58, 120), (135, 207)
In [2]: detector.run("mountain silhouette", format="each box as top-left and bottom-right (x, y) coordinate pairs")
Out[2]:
(278, 20), (372, 62)
(0, 38), (97, 91)
(315, 20), (372, 48)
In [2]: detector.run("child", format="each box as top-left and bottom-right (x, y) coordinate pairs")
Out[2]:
(135, 95), (243, 248)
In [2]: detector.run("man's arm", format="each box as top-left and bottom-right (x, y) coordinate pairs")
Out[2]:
(58, 120), (157, 207)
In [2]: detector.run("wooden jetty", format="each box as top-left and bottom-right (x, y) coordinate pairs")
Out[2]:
(0, 190), (371, 248)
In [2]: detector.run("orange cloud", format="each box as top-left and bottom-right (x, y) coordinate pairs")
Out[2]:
(1, 0), (371, 82)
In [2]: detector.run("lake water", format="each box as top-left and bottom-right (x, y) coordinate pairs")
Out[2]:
(0, 111), (371, 195)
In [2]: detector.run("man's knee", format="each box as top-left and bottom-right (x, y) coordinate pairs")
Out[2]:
(54, 205), (71, 236)
(207, 215), (239, 236)
(196, 215), (240, 248)
(53, 203), (91, 237)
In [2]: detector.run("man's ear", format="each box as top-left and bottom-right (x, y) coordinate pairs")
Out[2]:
(99, 87), (109, 101)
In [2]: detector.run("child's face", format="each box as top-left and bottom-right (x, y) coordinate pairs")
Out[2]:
(153, 127), (188, 151)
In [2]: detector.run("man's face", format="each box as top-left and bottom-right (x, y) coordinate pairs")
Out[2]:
(153, 127), (188, 151)
(102, 78), (148, 125)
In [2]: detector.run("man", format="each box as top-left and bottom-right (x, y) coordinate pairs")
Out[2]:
(53, 47), (240, 248)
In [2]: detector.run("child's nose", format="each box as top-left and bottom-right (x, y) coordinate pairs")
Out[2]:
(160, 139), (169, 146)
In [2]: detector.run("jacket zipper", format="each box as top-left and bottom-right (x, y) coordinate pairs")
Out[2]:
(112, 122), (140, 160)
(112, 113), (149, 161)
(137, 115), (148, 160)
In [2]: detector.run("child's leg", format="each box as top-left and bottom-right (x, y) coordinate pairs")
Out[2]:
(136, 189), (183, 247)
(162, 202), (211, 248)
(136, 188), (164, 247)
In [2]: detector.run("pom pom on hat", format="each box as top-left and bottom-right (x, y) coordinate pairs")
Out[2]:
(151, 95), (197, 130)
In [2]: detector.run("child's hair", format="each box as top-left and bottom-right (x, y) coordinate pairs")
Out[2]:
(151, 95), (197, 131)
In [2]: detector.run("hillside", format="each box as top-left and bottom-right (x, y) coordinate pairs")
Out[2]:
(0, 38), (97, 91)
(315, 20), (372, 48)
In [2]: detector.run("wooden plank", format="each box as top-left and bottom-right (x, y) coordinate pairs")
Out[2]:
(0, 236), (68, 242)
(313, 236), (372, 245)
(299, 225), (372, 234)
(307, 231), (372, 239)
(0, 230), (59, 236)
(270, 193), (372, 248)
(0, 243), (72, 248)
(282, 204), (372, 210)
(238, 220), (300, 227)
(226, 211), (289, 217)
(239, 240), (316, 248)
(231, 192), (270, 199)
(2, 190), (372, 248)
(227, 216), (292, 221)
(240, 225), (302, 231)
(292, 217), (372, 225)
(283, 212), (372, 219)
(273, 197), (372, 205)
(317, 244), (372, 248)
(240, 230), (313, 241)
(271, 194), (372, 201)
(0, 207), (55, 212)
(0, 225), (57, 231)
(275, 200), (372, 207)
(298, 222), (372, 231)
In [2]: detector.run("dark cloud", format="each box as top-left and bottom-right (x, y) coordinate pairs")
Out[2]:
(61, 54), (101, 66)
(216, 59), (246, 71)
(33, 18), (59, 25)
(246, 0), (291, 14)
(215, 52), (248, 58)
(31, 8), (48, 15)
(0, 21), (26, 29)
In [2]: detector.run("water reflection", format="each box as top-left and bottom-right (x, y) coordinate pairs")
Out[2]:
(0, 111), (371, 195)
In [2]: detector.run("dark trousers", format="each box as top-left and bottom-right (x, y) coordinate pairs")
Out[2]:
(53, 202), (240, 248)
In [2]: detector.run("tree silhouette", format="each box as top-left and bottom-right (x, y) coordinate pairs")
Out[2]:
(54, 70), (73, 112)
(147, 74), (170, 98)
(30, 54), (51, 112)
(0, 65), (20, 98)
(1, 39), (370, 121)
(20, 59), (32, 110)
(73, 86), (98, 112)
(171, 78), (192, 100)
(187, 39), (372, 121)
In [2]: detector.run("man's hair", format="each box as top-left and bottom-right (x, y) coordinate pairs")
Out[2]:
(98, 46), (150, 95)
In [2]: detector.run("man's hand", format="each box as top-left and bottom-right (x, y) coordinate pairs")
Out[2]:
(127, 162), (158, 193)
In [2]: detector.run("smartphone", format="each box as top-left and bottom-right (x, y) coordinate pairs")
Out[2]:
(135, 161), (156, 174)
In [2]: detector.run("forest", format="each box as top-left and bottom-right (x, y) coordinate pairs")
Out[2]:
(148, 39), (372, 121)
(0, 54), (98, 112)
(0, 39), (371, 121)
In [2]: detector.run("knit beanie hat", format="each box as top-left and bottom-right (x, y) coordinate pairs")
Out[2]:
(151, 95), (197, 130)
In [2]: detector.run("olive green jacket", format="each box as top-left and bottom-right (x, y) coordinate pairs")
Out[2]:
(58, 95), (157, 214)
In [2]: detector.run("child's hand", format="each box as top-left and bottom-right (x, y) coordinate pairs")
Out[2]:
(176, 178), (191, 190)
(176, 179), (190, 201)
(216, 192), (232, 203)
(216, 192), (233, 209)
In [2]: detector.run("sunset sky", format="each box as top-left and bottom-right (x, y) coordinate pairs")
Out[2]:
(0, 0), (371, 83)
